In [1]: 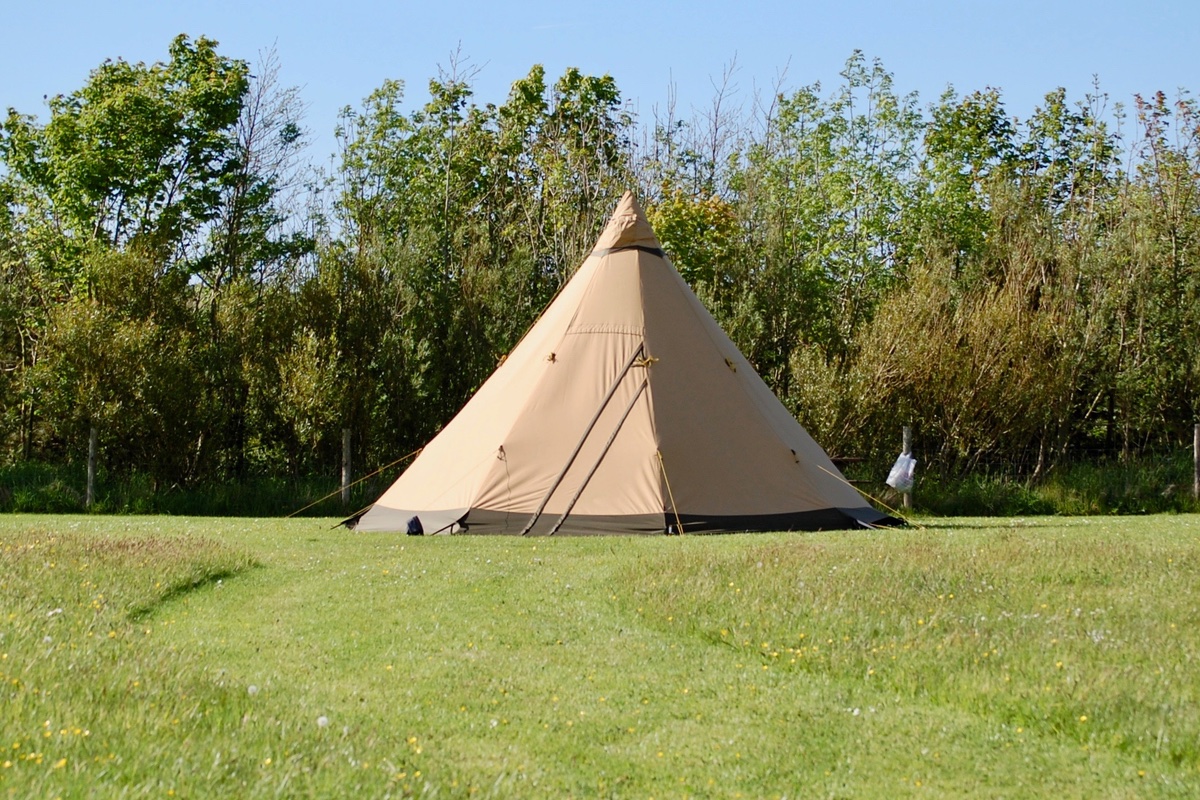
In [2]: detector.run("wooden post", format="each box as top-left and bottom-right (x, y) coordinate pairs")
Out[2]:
(341, 429), (352, 505)
(86, 426), (97, 508)
(1194, 423), (1199, 500)
(902, 425), (913, 510)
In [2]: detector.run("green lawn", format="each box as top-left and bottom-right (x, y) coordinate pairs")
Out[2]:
(2, 514), (1198, 798)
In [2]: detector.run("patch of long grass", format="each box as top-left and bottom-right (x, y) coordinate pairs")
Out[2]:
(621, 519), (1200, 769)
(0, 462), (379, 516)
(0, 524), (259, 797)
(887, 453), (1200, 516)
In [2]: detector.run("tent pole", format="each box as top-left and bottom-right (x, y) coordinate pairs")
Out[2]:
(547, 379), (648, 535)
(520, 344), (645, 535)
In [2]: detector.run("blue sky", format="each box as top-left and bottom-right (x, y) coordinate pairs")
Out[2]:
(4, 0), (1197, 162)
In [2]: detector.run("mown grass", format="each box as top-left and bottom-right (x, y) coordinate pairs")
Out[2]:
(1, 515), (1197, 798)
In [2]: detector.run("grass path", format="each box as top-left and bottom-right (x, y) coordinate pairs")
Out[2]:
(2, 514), (1198, 797)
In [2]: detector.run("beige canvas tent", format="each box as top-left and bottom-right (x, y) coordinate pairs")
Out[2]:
(355, 192), (894, 535)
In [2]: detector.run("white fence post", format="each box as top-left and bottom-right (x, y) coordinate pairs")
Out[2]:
(902, 425), (913, 510)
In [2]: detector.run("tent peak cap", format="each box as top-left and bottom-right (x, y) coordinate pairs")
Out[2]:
(594, 190), (662, 252)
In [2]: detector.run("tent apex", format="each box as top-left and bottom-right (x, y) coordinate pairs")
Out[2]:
(594, 190), (662, 252)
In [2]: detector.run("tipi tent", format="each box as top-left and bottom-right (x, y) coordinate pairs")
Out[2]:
(356, 192), (894, 535)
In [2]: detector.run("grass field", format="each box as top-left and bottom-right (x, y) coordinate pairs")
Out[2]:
(1, 514), (1198, 798)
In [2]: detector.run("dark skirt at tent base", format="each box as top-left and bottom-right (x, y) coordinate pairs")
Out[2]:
(354, 505), (900, 536)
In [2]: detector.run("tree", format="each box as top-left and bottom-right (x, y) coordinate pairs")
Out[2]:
(1112, 92), (1200, 448)
(316, 64), (635, 474)
(728, 52), (922, 403)
(1, 35), (249, 274)
(0, 36), (314, 484)
(904, 87), (1016, 272)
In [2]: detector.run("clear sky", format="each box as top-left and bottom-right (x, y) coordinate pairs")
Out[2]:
(3, 0), (1197, 163)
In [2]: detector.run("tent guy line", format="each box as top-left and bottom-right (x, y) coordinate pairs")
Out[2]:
(286, 447), (424, 520)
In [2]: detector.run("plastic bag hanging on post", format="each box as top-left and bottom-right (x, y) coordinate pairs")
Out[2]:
(886, 453), (917, 493)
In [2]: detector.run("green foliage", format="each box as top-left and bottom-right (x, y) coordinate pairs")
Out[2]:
(0, 461), (384, 516)
(25, 250), (202, 478)
(725, 52), (923, 399)
(1, 38), (313, 486)
(0, 463), (88, 513)
(905, 88), (1015, 267)
(1, 35), (248, 267)
(3, 39), (1200, 507)
(646, 190), (738, 289)
(909, 456), (1200, 517)
(783, 84), (1197, 480)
